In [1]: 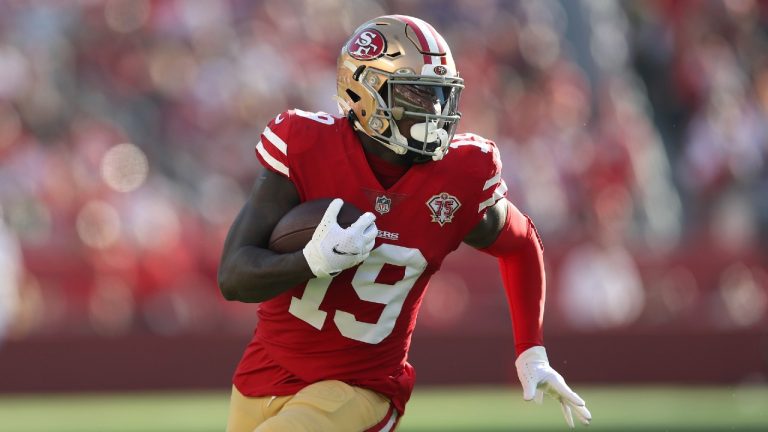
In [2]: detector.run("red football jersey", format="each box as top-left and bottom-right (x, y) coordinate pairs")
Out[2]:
(235, 109), (507, 415)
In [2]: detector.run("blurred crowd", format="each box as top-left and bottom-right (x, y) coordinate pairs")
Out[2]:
(0, 0), (766, 342)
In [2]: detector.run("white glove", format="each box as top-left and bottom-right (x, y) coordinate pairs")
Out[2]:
(515, 346), (592, 428)
(302, 198), (377, 278)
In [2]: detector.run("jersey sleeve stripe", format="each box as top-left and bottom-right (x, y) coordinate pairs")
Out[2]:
(478, 180), (508, 212)
(262, 126), (287, 155)
(256, 141), (289, 177)
(449, 140), (491, 153)
(483, 173), (502, 191)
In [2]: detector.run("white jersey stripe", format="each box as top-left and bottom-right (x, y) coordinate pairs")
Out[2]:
(483, 173), (502, 191)
(478, 180), (508, 212)
(450, 140), (491, 153)
(262, 126), (287, 155)
(256, 141), (289, 177)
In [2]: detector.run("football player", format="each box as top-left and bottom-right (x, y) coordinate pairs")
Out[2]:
(218, 15), (591, 431)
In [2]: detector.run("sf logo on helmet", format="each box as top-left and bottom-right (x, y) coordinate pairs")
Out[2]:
(348, 28), (386, 60)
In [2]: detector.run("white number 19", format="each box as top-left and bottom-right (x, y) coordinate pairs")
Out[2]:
(288, 244), (427, 344)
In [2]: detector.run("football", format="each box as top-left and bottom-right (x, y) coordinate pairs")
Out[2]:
(268, 198), (364, 253)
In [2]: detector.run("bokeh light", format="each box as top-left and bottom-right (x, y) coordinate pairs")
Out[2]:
(100, 143), (149, 193)
(128, 194), (181, 251)
(719, 264), (768, 327)
(0, 45), (29, 100)
(519, 23), (560, 70)
(76, 200), (121, 250)
(148, 42), (199, 98)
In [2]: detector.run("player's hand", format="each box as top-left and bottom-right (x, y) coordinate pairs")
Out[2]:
(515, 346), (592, 428)
(302, 198), (377, 278)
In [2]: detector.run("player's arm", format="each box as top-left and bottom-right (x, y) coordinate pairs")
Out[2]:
(218, 169), (377, 303)
(464, 199), (592, 428)
(217, 170), (314, 303)
(462, 198), (508, 249)
(463, 198), (543, 353)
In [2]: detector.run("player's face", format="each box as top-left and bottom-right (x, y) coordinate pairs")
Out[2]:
(390, 84), (452, 163)
(393, 84), (444, 117)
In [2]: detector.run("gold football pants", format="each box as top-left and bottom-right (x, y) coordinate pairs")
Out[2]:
(226, 380), (397, 432)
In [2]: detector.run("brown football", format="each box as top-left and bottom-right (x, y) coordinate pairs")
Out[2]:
(268, 198), (364, 253)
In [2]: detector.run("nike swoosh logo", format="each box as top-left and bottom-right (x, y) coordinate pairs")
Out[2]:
(275, 113), (284, 124)
(332, 246), (356, 256)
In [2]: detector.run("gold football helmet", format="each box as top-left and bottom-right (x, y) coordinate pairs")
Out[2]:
(337, 15), (464, 161)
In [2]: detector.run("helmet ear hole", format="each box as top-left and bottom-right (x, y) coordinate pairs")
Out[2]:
(346, 89), (361, 103)
(352, 65), (366, 81)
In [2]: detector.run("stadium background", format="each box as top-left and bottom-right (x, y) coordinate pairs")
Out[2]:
(0, 0), (766, 430)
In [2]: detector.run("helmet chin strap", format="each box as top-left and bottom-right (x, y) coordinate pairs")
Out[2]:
(388, 120), (450, 160)
(355, 116), (449, 160)
(410, 121), (449, 161)
(429, 133), (449, 161)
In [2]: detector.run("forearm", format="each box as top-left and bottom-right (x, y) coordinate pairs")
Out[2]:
(480, 200), (545, 354)
(218, 246), (314, 303)
(496, 241), (545, 353)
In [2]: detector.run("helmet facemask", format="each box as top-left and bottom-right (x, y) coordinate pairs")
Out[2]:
(356, 68), (463, 162)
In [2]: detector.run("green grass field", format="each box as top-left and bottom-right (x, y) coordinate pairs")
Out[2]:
(0, 386), (766, 432)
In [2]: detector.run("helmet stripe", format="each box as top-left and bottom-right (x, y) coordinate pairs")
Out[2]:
(419, 20), (449, 66)
(393, 15), (444, 65)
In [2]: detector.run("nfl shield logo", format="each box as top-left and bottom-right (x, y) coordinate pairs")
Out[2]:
(427, 192), (461, 226)
(375, 195), (392, 214)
